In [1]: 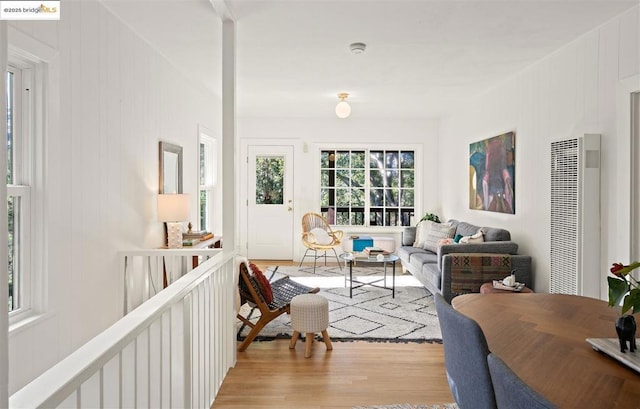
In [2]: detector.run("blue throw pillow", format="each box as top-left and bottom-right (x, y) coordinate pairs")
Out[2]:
(453, 234), (463, 243)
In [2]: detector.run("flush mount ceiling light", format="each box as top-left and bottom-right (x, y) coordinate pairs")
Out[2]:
(335, 93), (351, 118)
(350, 42), (367, 54)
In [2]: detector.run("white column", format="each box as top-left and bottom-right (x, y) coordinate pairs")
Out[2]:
(0, 21), (9, 408)
(222, 19), (236, 252)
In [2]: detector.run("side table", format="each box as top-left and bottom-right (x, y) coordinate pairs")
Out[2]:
(480, 282), (533, 294)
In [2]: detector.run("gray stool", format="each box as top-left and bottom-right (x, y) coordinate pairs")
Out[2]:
(289, 294), (332, 358)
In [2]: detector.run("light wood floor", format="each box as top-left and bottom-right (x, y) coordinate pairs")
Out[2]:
(212, 260), (453, 409)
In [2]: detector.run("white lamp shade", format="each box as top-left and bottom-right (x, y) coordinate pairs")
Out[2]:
(335, 101), (351, 118)
(157, 194), (190, 222)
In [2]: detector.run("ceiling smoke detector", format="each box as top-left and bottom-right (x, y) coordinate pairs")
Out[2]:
(350, 42), (367, 54)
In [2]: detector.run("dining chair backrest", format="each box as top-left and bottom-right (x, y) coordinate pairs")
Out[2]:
(434, 293), (497, 409)
(487, 353), (557, 409)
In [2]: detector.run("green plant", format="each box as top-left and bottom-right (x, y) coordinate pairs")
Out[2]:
(608, 261), (640, 315)
(420, 213), (441, 223)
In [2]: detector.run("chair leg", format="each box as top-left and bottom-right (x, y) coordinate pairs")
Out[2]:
(312, 249), (318, 274)
(238, 318), (269, 352)
(299, 248), (311, 267)
(332, 248), (342, 271)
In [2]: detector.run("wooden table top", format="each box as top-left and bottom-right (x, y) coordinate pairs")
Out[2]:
(452, 293), (640, 408)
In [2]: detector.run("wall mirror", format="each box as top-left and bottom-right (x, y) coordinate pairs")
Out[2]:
(159, 141), (183, 194)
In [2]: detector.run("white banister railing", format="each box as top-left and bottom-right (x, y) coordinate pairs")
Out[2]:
(9, 250), (238, 408)
(120, 248), (222, 315)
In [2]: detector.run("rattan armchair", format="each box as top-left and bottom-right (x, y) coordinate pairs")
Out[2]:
(299, 212), (344, 273)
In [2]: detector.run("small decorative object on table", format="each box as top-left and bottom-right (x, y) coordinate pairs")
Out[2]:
(608, 261), (640, 353)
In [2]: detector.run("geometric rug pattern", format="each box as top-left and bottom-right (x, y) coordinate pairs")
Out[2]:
(237, 265), (442, 343)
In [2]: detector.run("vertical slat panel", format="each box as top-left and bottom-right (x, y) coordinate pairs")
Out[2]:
(550, 138), (579, 294)
(149, 319), (161, 408)
(9, 254), (235, 409)
(136, 330), (149, 408)
(102, 355), (120, 408)
(121, 342), (136, 408)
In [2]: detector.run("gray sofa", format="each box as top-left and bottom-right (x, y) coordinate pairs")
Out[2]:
(397, 219), (532, 302)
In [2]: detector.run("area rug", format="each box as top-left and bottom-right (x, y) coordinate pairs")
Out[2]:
(352, 404), (458, 409)
(237, 265), (442, 343)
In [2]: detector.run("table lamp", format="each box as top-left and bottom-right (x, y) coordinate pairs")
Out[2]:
(157, 194), (189, 248)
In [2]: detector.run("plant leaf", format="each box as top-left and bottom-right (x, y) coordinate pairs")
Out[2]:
(608, 276), (629, 309)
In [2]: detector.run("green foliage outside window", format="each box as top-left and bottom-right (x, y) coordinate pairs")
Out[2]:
(320, 149), (415, 226)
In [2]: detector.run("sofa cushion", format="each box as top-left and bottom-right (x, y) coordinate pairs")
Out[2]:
(410, 251), (438, 271)
(482, 227), (511, 241)
(422, 263), (442, 290)
(397, 245), (426, 265)
(423, 223), (456, 253)
(460, 229), (485, 244)
(448, 220), (511, 242)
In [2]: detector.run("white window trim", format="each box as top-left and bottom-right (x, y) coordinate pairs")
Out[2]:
(7, 48), (47, 326)
(198, 127), (219, 234)
(316, 143), (423, 228)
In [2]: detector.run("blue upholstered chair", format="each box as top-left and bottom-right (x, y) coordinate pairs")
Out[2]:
(487, 353), (557, 409)
(434, 293), (496, 409)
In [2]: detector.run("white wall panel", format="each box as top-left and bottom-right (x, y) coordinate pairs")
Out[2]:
(6, 0), (221, 394)
(439, 5), (639, 294)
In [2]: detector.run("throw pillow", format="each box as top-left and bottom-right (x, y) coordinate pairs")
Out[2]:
(249, 263), (274, 304)
(422, 223), (456, 253)
(310, 227), (333, 245)
(413, 220), (434, 248)
(453, 234), (463, 243)
(437, 238), (454, 246)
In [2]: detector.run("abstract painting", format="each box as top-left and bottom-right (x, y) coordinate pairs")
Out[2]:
(469, 131), (515, 214)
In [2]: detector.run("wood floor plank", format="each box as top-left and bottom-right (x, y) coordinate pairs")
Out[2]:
(213, 340), (453, 408)
(216, 259), (452, 408)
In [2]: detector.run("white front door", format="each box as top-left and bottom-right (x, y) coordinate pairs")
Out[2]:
(247, 145), (294, 259)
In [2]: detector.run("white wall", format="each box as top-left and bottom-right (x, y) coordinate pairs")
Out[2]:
(439, 6), (640, 295)
(237, 117), (440, 259)
(7, 1), (221, 394)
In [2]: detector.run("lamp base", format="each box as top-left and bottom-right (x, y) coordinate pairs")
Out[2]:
(167, 222), (183, 249)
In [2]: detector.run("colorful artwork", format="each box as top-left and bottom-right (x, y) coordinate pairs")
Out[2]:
(469, 132), (515, 214)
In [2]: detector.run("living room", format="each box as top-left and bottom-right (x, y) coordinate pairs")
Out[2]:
(1, 0), (639, 407)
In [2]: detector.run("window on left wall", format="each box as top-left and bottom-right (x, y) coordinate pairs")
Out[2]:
(5, 53), (43, 323)
(6, 65), (31, 315)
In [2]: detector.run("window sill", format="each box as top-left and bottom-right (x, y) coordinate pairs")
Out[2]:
(9, 311), (54, 337)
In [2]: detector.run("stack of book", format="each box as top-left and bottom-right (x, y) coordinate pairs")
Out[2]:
(363, 246), (390, 256)
(182, 231), (214, 246)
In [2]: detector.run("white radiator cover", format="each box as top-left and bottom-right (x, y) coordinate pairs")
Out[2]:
(550, 134), (601, 297)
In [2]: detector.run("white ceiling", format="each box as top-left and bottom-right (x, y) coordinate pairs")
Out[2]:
(102, 0), (638, 119)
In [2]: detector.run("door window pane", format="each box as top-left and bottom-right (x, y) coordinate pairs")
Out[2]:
(255, 156), (284, 205)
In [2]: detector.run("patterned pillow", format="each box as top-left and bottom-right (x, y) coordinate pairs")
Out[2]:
(249, 263), (274, 304)
(422, 223), (456, 253)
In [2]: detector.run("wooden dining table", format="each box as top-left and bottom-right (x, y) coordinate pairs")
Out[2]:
(452, 293), (640, 408)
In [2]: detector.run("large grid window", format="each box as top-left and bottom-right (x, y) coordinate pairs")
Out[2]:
(320, 149), (415, 227)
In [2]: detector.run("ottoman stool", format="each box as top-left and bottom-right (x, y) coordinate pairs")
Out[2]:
(289, 293), (332, 358)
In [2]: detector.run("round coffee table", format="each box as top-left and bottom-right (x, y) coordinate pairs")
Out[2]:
(338, 253), (399, 298)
